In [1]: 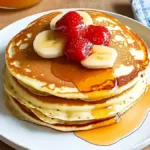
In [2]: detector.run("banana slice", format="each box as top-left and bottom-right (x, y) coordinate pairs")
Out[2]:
(77, 11), (93, 26)
(81, 45), (118, 69)
(50, 13), (65, 30)
(50, 11), (93, 30)
(33, 30), (67, 58)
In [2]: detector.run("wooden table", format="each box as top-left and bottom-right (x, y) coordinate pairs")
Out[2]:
(0, 0), (149, 149)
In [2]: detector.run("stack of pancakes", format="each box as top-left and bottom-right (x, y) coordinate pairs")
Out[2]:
(3, 10), (149, 131)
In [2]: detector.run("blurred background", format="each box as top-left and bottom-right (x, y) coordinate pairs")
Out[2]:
(0, 0), (135, 29)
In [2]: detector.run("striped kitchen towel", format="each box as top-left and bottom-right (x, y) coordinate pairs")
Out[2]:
(132, 0), (150, 27)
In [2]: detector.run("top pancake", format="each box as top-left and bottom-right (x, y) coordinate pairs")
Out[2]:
(5, 10), (149, 101)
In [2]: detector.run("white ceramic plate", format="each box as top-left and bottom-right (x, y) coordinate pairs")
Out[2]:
(0, 9), (150, 150)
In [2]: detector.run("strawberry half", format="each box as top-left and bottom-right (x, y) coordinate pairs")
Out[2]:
(64, 37), (92, 62)
(86, 25), (111, 46)
(55, 11), (87, 38)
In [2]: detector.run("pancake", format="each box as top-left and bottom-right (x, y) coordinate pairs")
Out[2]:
(5, 10), (149, 101)
(3, 67), (147, 121)
(18, 79), (49, 96)
(5, 91), (144, 131)
(5, 89), (116, 126)
(4, 92), (117, 131)
(3, 9), (149, 131)
(5, 93), (140, 131)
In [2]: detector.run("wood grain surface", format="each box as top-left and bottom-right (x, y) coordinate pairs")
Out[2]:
(0, 0), (149, 149)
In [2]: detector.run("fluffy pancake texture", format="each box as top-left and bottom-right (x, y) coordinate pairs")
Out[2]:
(5, 10), (149, 101)
(3, 67), (147, 131)
(3, 9), (149, 131)
(4, 92), (144, 131)
(3, 68), (147, 121)
(5, 93), (118, 131)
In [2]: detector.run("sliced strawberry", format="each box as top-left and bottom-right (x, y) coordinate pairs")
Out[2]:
(86, 25), (111, 46)
(55, 11), (86, 38)
(64, 37), (92, 62)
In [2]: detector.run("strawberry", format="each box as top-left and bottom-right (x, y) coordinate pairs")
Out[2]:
(56, 11), (83, 28)
(86, 25), (111, 46)
(55, 11), (86, 38)
(64, 37), (92, 62)
(65, 24), (87, 38)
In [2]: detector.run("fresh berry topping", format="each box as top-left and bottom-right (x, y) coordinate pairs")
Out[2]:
(86, 25), (111, 46)
(55, 11), (86, 38)
(64, 37), (92, 62)
(56, 11), (83, 28)
(63, 24), (87, 38)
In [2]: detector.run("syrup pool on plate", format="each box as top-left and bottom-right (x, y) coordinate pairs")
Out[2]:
(75, 85), (150, 145)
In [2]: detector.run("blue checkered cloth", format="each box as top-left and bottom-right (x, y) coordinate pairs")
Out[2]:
(132, 0), (150, 27)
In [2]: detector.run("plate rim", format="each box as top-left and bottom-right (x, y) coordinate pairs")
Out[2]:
(1, 8), (150, 33)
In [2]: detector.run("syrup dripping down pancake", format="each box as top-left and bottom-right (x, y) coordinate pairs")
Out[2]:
(3, 67), (147, 123)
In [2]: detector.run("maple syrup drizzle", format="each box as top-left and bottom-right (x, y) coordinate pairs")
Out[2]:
(51, 57), (116, 92)
(74, 85), (150, 145)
